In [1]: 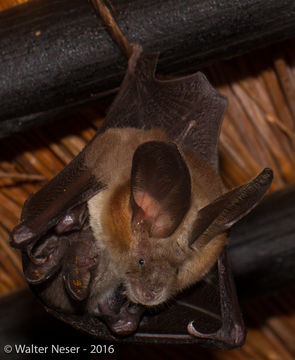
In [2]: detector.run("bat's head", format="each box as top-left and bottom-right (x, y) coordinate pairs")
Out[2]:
(122, 235), (186, 306)
(115, 141), (190, 306)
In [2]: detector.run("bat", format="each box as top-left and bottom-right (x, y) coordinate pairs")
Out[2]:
(10, 45), (273, 348)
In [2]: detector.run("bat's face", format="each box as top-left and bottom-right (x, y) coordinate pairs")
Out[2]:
(122, 238), (186, 306)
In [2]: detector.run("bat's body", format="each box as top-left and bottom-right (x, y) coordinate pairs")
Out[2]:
(10, 45), (273, 346)
(87, 127), (226, 306)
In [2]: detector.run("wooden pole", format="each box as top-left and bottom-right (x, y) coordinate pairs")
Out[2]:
(1, 0), (295, 137)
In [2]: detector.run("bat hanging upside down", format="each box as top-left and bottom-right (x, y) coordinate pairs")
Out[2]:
(10, 45), (272, 347)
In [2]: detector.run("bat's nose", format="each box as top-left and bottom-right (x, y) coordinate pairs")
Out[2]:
(133, 286), (164, 306)
(143, 289), (156, 301)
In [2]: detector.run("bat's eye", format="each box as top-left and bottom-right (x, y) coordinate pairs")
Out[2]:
(138, 258), (145, 266)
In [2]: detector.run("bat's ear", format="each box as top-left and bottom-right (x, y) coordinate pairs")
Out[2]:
(130, 141), (191, 238)
(189, 168), (273, 247)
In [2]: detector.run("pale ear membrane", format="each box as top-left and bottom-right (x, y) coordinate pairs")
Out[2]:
(189, 168), (273, 247)
(130, 141), (191, 238)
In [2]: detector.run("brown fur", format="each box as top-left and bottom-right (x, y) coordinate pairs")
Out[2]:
(102, 182), (133, 252)
(85, 128), (169, 184)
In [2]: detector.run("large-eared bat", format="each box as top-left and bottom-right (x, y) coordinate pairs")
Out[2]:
(10, 45), (272, 348)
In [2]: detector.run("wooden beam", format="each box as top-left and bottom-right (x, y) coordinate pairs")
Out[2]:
(1, 0), (295, 136)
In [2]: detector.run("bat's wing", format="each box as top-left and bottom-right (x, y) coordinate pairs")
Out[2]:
(101, 45), (227, 170)
(10, 152), (104, 248)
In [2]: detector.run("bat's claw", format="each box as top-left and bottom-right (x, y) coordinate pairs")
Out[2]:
(187, 320), (217, 339)
(187, 320), (246, 348)
(176, 120), (197, 145)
